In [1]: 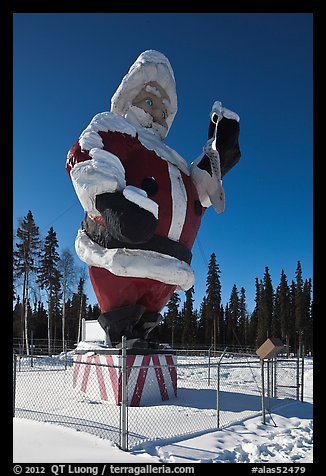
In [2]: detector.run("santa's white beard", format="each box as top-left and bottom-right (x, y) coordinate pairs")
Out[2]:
(124, 105), (167, 140)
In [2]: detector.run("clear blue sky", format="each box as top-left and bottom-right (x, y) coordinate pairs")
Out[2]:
(13, 13), (313, 313)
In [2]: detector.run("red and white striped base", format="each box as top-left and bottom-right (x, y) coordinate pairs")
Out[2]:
(72, 353), (177, 406)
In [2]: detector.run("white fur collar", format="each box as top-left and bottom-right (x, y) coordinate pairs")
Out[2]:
(79, 111), (189, 176)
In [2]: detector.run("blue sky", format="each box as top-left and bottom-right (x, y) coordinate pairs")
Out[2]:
(13, 13), (313, 313)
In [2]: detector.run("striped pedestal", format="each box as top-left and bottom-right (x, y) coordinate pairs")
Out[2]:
(72, 352), (177, 406)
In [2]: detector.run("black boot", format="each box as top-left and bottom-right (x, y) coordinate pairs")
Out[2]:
(132, 312), (163, 340)
(98, 304), (145, 347)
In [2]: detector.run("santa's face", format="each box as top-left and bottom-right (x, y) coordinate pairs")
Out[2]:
(132, 81), (170, 129)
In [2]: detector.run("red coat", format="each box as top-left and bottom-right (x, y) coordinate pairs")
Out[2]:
(66, 112), (205, 294)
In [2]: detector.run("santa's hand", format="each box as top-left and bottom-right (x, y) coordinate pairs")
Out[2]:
(95, 187), (158, 244)
(207, 101), (241, 177)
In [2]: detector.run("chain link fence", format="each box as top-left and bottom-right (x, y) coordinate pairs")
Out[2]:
(13, 346), (305, 452)
(13, 353), (122, 446)
(215, 356), (301, 429)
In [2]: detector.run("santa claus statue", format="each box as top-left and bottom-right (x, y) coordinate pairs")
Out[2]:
(66, 50), (241, 349)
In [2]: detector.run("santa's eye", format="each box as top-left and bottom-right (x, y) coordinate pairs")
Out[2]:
(162, 111), (166, 119)
(145, 98), (153, 107)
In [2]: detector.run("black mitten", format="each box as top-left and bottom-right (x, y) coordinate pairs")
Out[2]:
(208, 116), (241, 177)
(95, 192), (158, 244)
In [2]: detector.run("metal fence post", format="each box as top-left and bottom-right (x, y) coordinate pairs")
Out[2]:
(273, 358), (277, 398)
(30, 331), (34, 368)
(260, 359), (266, 425)
(13, 354), (17, 417)
(64, 341), (68, 371)
(266, 360), (270, 402)
(216, 347), (227, 429)
(301, 350), (305, 402)
(216, 359), (220, 428)
(120, 336), (128, 451)
(296, 352), (300, 401)
(208, 346), (211, 386)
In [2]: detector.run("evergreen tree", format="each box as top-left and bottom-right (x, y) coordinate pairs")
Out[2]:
(162, 292), (180, 346)
(278, 270), (291, 354)
(86, 304), (93, 320)
(247, 278), (260, 347)
(205, 253), (222, 349)
(32, 300), (48, 340)
(76, 276), (87, 343)
(262, 266), (274, 338)
(255, 278), (266, 348)
(13, 210), (41, 354)
(294, 261), (305, 355)
(198, 296), (207, 344)
(181, 286), (197, 345)
(92, 303), (101, 320)
(59, 249), (76, 351)
(13, 296), (23, 340)
(227, 284), (239, 346)
(37, 227), (62, 354)
(303, 278), (312, 354)
(224, 303), (230, 346)
(307, 293), (313, 355)
(65, 297), (79, 343)
(255, 268), (274, 347)
(238, 287), (248, 347)
(85, 303), (101, 321)
(272, 287), (281, 339)
(289, 280), (296, 353)
(52, 281), (63, 345)
(220, 304), (225, 345)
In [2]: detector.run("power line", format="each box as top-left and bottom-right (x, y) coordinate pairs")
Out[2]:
(39, 202), (79, 234)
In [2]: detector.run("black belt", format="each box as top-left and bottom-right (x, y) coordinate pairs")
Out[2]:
(82, 214), (192, 265)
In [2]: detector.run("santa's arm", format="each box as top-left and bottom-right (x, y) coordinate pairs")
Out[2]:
(66, 113), (158, 243)
(190, 101), (241, 213)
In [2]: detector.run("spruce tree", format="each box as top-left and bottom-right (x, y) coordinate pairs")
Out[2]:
(14, 210), (41, 354)
(181, 286), (197, 346)
(37, 227), (62, 354)
(76, 276), (87, 343)
(294, 261), (304, 355)
(163, 292), (180, 346)
(227, 284), (240, 346)
(59, 249), (76, 351)
(92, 303), (101, 320)
(303, 278), (312, 354)
(238, 287), (248, 347)
(262, 266), (274, 338)
(248, 278), (260, 347)
(305, 285), (313, 355)
(86, 304), (93, 320)
(205, 253), (222, 350)
(255, 278), (266, 348)
(65, 296), (80, 343)
(198, 296), (207, 344)
(52, 280), (63, 346)
(255, 267), (274, 347)
(272, 288), (281, 339)
(13, 296), (23, 340)
(32, 300), (48, 340)
(64, 298), (73, 343)
(289, 280), (296, 353)
(278, 270), (291, 354)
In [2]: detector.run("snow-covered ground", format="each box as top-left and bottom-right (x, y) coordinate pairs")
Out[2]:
(13, 355), (313, 463)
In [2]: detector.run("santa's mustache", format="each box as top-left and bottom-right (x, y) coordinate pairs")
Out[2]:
(124, 105), (167, 140)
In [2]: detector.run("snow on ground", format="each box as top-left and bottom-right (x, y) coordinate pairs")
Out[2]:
(13, 401), (313, 463)
(13, 418), (158, 463)
(13, 356), (313, 463)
